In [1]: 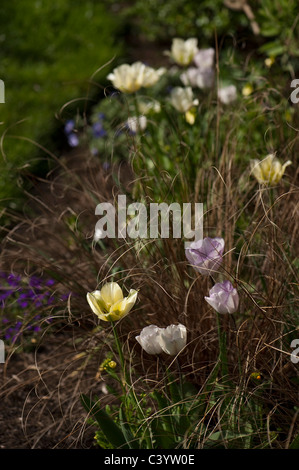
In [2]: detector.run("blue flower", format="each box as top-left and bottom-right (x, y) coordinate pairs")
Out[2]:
(92, 119), (106, 138)
(67, 133), (79, 147)
(64, 119), (75, 134)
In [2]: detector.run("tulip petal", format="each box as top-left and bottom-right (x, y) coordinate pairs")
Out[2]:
(110, 289), (138, 319)
(136, 325), (164, 354)
(100, 282), (123, 308)
(86, 292), (106, 317)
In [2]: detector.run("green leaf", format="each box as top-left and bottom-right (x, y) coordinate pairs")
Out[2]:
(119, 406), (139, 449)
(290, 433), (299, 449)
(151, 390), (174, 435)
(259, 41), (286, 56)
(151, 416), (175, 449)
(80, 394), (129, 449)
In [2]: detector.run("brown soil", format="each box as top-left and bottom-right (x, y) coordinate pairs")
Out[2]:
(0, 335), (96, 448)
(0, 145), (134, 448)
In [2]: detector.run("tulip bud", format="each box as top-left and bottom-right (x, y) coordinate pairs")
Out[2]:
(136, 324), (187, 356)
(185, 237), (225, 276)
(204, 280), (239, 314)
(135, 325), (164, 355)
(159, 324), (187, 356)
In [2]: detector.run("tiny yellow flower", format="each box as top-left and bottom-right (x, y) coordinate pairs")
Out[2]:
(242, 84), (253, 97)
(185, 108), (196, 125)
(87, 282), (138, 322)
(265, 57), (275, 68)
(250, 371), (262, 381)
(250, 153), (292, 185)
(107, 360), (117, 369)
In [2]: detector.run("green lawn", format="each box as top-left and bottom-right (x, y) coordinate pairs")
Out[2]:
(0, 0), (122, 211)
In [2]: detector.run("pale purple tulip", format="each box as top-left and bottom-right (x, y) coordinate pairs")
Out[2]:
(185, 237), (225, 275)
(180, 67), (214, 89)
(180, 48), (215, 89)
(204, 280), (239, 314)
(193, 48), (215, 70)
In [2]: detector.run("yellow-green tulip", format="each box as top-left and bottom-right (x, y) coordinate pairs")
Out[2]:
(87, 282), (138, 322)
(250, 153), (292, 185)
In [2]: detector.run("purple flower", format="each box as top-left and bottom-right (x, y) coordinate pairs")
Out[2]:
(92, 120), (106, 138)
(185, 237), (225, 275)
(29, 276), (42, 288)
(91, 147), (99, 156)
(64, 120), (79, 147)
(204, 280), (239, 314)
(7, 274), (21, 287)
(102, 161), (110, 171)
(64, 119), (75, 134)
(67, 133), (79, 147)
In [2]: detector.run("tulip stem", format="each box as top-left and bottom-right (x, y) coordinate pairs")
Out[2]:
(110, 321), (141, 411)
(216, 312), (229, 381)
(110, 320), (126, 379)
(175, 358), (184, 398)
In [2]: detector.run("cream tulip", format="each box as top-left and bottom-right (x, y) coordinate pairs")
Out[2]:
(87, 282), (138, 322)
(170, 87), (199, 113)
(107, 62), (166, 93)
(168, 38), (198, 66)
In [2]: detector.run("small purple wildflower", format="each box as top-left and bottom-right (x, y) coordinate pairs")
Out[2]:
(0, 272), (68, 344)
(64, 119), (75, 134)
(67, 133), (79, 148)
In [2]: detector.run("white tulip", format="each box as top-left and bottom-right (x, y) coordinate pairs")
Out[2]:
(135, 325), (164, 355)
(136, 324), (187, 356)
(218, 85), (237, 104)
(170, 87), (199, 113)
(159, 324), (187, 355)
(126, 115), (147, 133)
